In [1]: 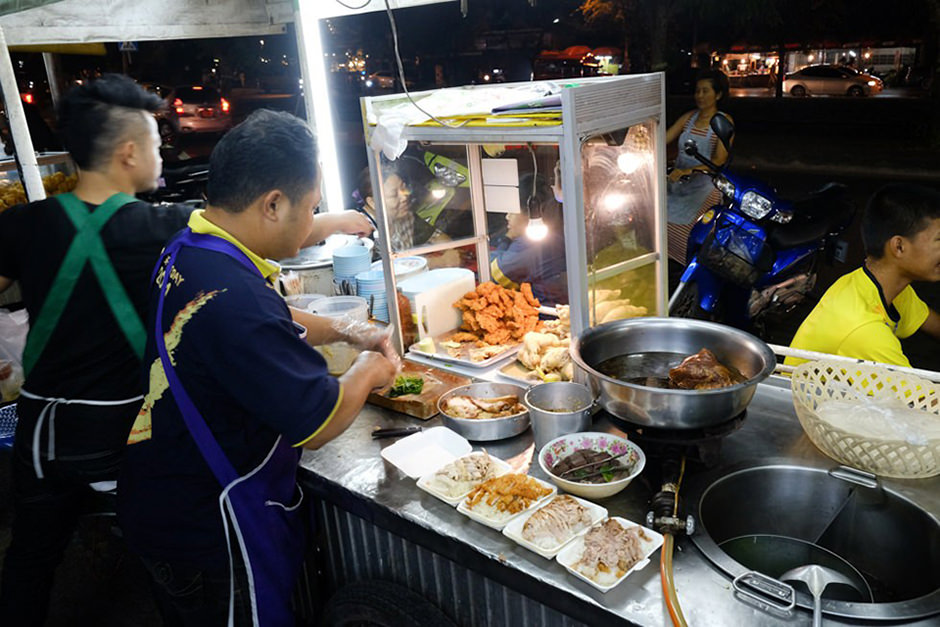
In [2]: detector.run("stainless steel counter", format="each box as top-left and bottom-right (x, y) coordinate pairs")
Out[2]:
(299, 377), (939, 626)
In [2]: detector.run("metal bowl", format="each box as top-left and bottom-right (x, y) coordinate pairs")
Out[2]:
(438, 382), (530, 441)
(570, 317), (776, 430)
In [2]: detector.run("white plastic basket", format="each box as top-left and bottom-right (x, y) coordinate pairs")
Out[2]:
(790, 361), (940, 478)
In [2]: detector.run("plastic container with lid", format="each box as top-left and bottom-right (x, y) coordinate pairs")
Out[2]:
(308, 296), (368, 322)
(283, 293), (326, 311)
(307, 296), (369, 375)
(398, 267), (475, 309)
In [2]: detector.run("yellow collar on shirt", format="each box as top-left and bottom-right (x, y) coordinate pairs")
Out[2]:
(187, 210), (280, 281)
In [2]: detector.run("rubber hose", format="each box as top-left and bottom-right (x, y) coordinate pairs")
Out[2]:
(660, 534), (688, 627)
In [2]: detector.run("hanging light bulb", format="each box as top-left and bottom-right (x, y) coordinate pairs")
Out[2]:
(525, 194), (548, 240)
(525, 217), (548, 241)
(616, 151), (644, 174)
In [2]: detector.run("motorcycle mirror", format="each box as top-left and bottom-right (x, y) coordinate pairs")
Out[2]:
(683, 138), (698, 156)
(710, 113), (735, 152)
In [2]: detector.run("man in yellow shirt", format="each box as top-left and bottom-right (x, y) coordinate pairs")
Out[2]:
(788, 184), (940, 367)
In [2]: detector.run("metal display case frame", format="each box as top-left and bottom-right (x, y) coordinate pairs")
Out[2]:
(361, 74), (668, 353)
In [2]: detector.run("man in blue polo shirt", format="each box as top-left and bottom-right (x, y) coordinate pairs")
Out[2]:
(117, 110), (398, 626)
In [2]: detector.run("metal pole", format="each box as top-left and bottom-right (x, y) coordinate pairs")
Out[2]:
(0, 25), (44, 202)
(294, 3), (344, 213)
(42, 52), (61, 110)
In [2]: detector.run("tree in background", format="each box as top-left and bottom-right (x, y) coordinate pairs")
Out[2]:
(579, 0), (688, 72)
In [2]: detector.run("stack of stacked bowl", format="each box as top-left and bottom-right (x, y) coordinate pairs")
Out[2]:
(332, 246), (370, 294)
(369, 256), (428, 283)
(355, 270), (388, 322)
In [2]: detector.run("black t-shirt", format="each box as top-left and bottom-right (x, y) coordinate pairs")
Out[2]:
(0, 196), (192, 399)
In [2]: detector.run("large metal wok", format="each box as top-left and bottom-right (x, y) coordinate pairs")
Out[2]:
(570, 317), (776, 429)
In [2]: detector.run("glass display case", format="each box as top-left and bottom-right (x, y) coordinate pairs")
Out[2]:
(361, 74), (667, 353)
(0, 151), (77, 212)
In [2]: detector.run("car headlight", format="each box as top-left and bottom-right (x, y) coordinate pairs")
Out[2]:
(714, 177), (735, 198)
(867, 80), (876, 87)
(740, 190), (773, 220)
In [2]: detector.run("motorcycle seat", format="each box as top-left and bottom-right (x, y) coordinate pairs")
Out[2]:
(768, 184), (854, 249)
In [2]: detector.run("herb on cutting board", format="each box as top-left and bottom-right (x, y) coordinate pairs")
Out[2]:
(388, 375), (425, 398)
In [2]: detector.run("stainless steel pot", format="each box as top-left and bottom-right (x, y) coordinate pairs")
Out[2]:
(524, 382), (594, 450)
(279, 234), (374, 294)
(570, 317), (776, 429)
(438, 382), (530, 441)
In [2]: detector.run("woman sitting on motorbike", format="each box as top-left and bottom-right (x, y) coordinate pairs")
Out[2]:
(665, 69), (733, 265)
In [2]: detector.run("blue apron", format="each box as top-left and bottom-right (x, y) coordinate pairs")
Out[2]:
(154, 229), (305, 626)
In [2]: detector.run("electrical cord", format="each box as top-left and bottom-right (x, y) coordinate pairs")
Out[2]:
(383, 0), (466, 128)
(527, 143), (538, 201)
(334, 0), (372, 9)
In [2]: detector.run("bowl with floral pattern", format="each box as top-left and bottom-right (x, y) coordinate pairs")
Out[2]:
(538, 432), (645, 500)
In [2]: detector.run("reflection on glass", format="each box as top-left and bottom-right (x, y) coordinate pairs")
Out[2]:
(379, 145), (474, 253)
(582, 121), (657, 324)
(484, 145), (569, 306)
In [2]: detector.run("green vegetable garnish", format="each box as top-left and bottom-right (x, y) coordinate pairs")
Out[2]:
(388, 375), (424, 398)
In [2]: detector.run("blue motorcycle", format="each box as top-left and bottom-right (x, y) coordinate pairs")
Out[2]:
(668, 113), (855, 332)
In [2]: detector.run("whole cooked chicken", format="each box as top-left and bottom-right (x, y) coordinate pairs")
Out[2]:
(517, 305), (574, 381)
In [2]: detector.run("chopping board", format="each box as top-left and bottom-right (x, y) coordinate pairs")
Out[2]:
(367, 361), (471, 420)
(413, 273), (476, 339)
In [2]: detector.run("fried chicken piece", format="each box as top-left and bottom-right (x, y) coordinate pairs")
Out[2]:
(453, 282), (542, 345)
(462, 310), (480, 332)
(450, 331), (480, 344)
(521, 283), (540, 308)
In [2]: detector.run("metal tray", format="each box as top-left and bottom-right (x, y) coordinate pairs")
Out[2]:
(408, 330), (520, 369)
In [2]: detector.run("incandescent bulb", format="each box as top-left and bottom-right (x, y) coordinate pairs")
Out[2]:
(616, 152), (643, 174)
(602, 193), (628, 211)
(525, 217), (548, 241)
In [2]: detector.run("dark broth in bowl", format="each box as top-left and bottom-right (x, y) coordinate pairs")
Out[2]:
(550, 449), (633, 484)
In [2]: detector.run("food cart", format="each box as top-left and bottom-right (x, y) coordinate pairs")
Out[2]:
(0, 3), (935, 626)
(361, 74), (669, 354)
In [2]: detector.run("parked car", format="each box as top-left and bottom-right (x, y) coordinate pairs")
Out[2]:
(783, 64), (883, 97)
(158, 85), (232, 141)
(365, 71), (396, 89)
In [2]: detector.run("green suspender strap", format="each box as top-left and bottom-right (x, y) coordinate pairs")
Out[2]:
(22, 192), (147, 376)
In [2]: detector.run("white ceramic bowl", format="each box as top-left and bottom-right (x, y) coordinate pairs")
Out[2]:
(538, 432), (645, 500)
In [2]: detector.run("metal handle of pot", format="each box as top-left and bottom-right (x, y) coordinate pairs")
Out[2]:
(828, 465), (878, 489)
(732, 571), (796, 613)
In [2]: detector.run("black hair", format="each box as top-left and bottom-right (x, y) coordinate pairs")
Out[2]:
(863, 183), (940, 258)
(355, 166), (373, 203)
(207, 109), (319, 213)
(58, 73), (164, 170)
(695, 69), (730, 102)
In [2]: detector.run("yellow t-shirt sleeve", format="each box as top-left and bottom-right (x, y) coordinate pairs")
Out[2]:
(293, 383), (344, 448)
(839, 323), (912, 368)
(894, 286), (929, 339)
